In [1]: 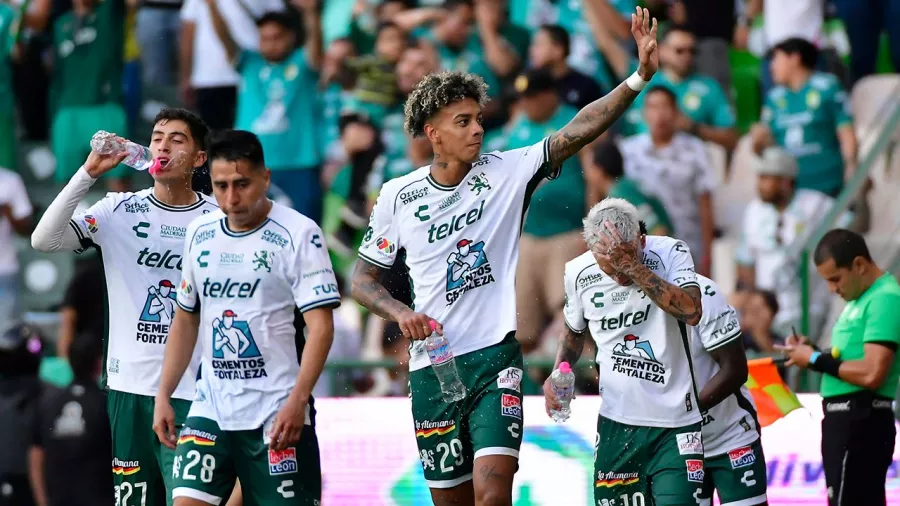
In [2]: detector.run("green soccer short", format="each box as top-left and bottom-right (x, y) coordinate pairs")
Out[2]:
(171, 414), (321, 505)
(409, 333), (525, 489)
(52, 103), (129, 182)
(108, 389), (191, 506)
(593, 416), (706, 506)
(698, 439), (768, 506)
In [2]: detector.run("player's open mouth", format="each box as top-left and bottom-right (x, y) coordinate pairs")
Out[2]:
(157, 157), (171, 168)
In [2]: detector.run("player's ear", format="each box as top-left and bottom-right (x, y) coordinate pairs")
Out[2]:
(193, 150), (208, 169)
(424, 123), (439, 145)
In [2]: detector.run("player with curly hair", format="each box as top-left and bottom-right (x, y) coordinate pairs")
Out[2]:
(351, 8), (659, 506)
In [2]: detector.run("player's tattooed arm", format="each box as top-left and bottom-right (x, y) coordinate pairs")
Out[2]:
(350, 259), (410, 322)
(699, 338), (749, 411)
(556, 325), (588, 368)
(622, 261), (702, 326)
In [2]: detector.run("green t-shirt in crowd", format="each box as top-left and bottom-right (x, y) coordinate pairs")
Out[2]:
(432, 35), (502, 99)
(52, 0), (124, 110)
(607, 178), (674, 235)
(503, 103), (584, 237)
(621, 71), (736, 137)
(378, 104), (413, 183)
(235, 48), (322, 170)
(556, 0), (635, 92)
(762, 72), (852, 197)
(321, 83), (352, 155)
(0, 4), (16, 114)
(822, 273), (900, 399)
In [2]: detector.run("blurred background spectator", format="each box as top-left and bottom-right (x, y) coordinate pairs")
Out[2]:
(0, 167), (33, 334)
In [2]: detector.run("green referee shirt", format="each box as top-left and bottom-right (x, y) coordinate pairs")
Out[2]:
(822, 273), (900, 399)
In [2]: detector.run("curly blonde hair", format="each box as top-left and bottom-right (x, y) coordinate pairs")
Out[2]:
(403, 71), (490, 137)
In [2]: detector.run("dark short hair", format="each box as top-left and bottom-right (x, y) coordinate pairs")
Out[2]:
(404, 71), (489, 136)
(592, 141), (624, 178)
(813, 228), (873, 268)
(376, 20), (404, 36)
(771, 37), (818, 70)
(153, 108), (210, 151)
(645, 85), (678, 107)
(257, 11), (296, 31)
(539, 24), (570, 57)
(754, 289), (780, 316)
(207, 130), (266, 170)
(69, 336), (102, 381)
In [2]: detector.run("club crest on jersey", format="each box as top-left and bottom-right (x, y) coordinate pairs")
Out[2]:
(467, 172), (491, 195)
(211, 310), (267, 379)
(268, 448), (298, 475)
(728, 446), (756, 469)
(685, 459), (704, 483)
(136, 280), (176, 344)
(445, 239), (495, 305)
(611, 333), (666, 384)
(253, 250), (274, 272)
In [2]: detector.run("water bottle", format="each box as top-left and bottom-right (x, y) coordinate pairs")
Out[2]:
(424, 322), (466, 403)
(90, 130), (160, 171)
(549, 362), (576, 422)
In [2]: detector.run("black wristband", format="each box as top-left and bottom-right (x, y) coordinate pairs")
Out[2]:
(811, 353), (843, 378)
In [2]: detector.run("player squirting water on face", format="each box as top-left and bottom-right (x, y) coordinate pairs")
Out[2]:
(546, 199), (705, 506)
(31, 108), (216, 506)
(351, 8), (659, 505)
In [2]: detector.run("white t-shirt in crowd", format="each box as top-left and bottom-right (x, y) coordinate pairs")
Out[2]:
(0, 168), (33, 276)
(180, 0), (285, 88)
(763, 0), (823, 49)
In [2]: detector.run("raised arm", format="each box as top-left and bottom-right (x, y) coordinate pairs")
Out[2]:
(547, 7), (658, 167)
(293, 0), (323, 70)
(204, 0), (239, 64)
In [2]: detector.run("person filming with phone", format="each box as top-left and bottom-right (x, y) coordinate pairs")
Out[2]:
(777, 229), (900, 506)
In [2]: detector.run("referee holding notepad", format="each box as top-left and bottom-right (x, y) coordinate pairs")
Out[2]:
(777, 229), (900, 506)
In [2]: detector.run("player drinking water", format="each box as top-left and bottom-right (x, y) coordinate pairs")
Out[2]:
(549, 198), (704, 506)
(31, 108), (216, 506)
(351, 8), (659, 505)
(153, 130), (339, 505)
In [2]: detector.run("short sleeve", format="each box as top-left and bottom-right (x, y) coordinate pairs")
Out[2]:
(3, 172), (33, 219)
(290, 224), (341, 312)
(563, 267), (588, 333)
(357, 189), (399, 269)
(503, 137), (554, 184)
(697, 282), (742, 351)
(832, 88), (853, 128)
(863, 292), (900, 346)
(666, 240), (699, 289)
(70, 194), (117, 250)
(180, 0), (200, 22)
(176, 225), (202, 313)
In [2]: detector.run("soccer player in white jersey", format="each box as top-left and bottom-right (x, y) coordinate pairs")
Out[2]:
(152, 130), (339, 506)
(350, 8), (659, 505)
(31, 108), (215, 506)
(692, 274), (768, 506)
(546, 198), (704, 506)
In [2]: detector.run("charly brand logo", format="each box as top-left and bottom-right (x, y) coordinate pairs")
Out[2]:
(132, 221), (149, 238)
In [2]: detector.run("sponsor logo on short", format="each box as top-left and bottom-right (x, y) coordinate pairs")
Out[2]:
(728, 446), (756, 469)
(112, 458), (140, 476)
(676, 432), (704, 455)
(686, 459), (704, 483)
(497, 367), (523, 392)
(268, 448), (298, 476)
(178, 428), (218, 446)
(414, 420), (456, 438)
(500, 393), (522, 419)
(160, 224), (186, 239)
(124, 201), (150, 213)
(595, 471), (639, 488)
(400, 187), (429, 205)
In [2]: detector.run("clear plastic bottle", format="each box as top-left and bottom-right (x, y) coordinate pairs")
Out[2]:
(549, 362), (576, 422)
(90, 130), (160, 172)
(424, 326), (466, 403)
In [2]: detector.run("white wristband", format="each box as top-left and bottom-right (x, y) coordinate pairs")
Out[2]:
(625, 71), (649, 92)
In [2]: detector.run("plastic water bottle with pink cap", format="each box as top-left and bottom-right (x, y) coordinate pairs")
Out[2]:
(549, 362), (576, 422)
(424, 320), (466, 402)
(90, 130), (161, 172)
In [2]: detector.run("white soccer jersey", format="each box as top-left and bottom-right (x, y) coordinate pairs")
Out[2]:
(71, 189), (218, 400)
(692, 275), (760, 457)
(176, 202), (340, 430)
(563, 236), (703, 428)
(358, 138), (557, 371)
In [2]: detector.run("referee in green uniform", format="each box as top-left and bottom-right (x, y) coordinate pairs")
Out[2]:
(777, 229), (900, 506)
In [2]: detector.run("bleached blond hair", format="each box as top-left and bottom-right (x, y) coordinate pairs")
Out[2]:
(582, 198), (640, 249)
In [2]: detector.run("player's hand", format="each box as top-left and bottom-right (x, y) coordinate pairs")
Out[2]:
(785, 333), (809, 347)
(397, 310), (443, 341)
(152, 397), (178, 449)
(268, 394), (308, 451)
(592, 221), (641, 275)
(84, 147), (129, 179)
(632, 7), (658, 81)
(291, 0), (319, 13)
(774, 342), (814, 368)
(543, 376), (562, 417)
(750, 123), (773, 154)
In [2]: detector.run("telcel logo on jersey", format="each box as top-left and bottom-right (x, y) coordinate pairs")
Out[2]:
(728, 446), (756, 469)
(596, 304), (651, 331)
(427, 200), (485, 244)
(137, 247), (183, 270)
(268, 448), (298, 476)
(202, 278), (261, 299)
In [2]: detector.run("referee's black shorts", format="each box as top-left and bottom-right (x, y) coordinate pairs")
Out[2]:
(821, 392), (896, 506)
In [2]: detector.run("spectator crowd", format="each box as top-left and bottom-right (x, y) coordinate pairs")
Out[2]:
(1, 0), (898, 400)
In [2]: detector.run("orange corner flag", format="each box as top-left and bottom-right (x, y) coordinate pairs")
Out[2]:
(745, 357), (803, 427)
